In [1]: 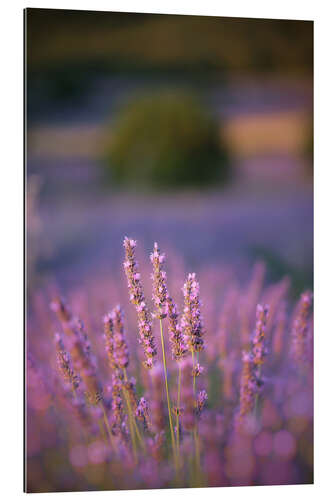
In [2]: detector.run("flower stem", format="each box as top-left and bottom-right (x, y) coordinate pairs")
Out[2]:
(191, 351), (196, 394)
(191, 350), (202, 486)
(99, 402), (116, 453)
(123, 368), (146, 453)
(254, 365), (262, 420)
(159, 318), (177, 465)
(176, 362), (182, 456)
(122, 387), (138, 462)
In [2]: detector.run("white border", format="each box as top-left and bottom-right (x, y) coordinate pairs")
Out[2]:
(1, 1), (332, 498)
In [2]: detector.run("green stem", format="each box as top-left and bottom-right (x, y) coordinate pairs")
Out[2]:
(176, 362), (182, 456)
(191, 350), (202, 486)
(100, 402), (116, 453)
(121, 386), (138, 462)
(191, 350), (196, 394)
(159, 318), (177, 465)
(123, 368), (146, 453)
(254, 365), (262, 420)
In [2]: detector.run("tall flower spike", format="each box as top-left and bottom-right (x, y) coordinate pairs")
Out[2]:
(123, 237), (157, 369)
(110, 371), (126, 438)
(51, 298), (102, 404)
(182, 273), (204, 353)
(104, 313), (116, 370)
(55, 333), (80, 392)
(196, 390), (208, 417)
(136, 397), (151, 431)
(237, 351), (257, 421)
(150, 242), (168, 319)
(103, 306), (129, 371)
(252, 304), (269, 369)
(167, 295), (187, 360)
(291, 291), (312, 365)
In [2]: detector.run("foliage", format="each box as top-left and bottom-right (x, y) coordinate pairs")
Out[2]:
(104, 90), (230, 188)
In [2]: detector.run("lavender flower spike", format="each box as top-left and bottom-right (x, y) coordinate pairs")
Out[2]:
(291, 291), (313, 365)
(123, 236), (157, 369)
(55, 333), (80, 391)
(136, 397), (151, 431)
(252, 304), (269, 368)
(167, 295), (187, 360)
(182, 272), (204, 353)
(237, 351), (257, 421)
(196, 390), (208, 417)
(103, 305), (129, 370)
(150, 242), (168, 319)
(110, 371), (126, 438)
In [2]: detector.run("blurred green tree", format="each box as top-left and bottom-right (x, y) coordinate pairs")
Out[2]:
(104, 90), (230, 188)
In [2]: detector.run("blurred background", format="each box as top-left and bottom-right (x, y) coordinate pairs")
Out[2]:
(26, 9), (313, 296)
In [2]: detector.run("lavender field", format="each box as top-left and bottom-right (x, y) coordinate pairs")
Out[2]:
(25, 9), (313, 493)
(26, 232), (313, 491)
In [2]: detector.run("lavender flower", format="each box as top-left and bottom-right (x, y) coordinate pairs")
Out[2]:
(123, 237), (157, 369)
(124, 377), (138, 413)
(291, 291), (313, 365)
(136, 397), (149, 420)
(192, 363), (204, 378)
(55, 333), (80, 391)
(167, 295), (187, 360)
(237, 351), (257, 421)
(51, 298), (102, 404)
(103, 306), (129, 370)
(103, 313), (116, 370)
(196, 390), (208, 416)
(252, 304), (269, 368)
(136, 397), (151, 431)
(110, 371), (126, 437)
(150, 242), (168, 318)
(182, 273), (204, 353)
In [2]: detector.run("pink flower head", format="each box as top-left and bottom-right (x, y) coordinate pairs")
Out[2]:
(182, 273), (204, 353)
(123, 237), (157, 369)
(150, 242), (168, 318)
(291, 291), (313, 366)
(55, 333), (80, 391)
(196, 390), (208, 416)
(252, 304), (269, 367)
(103, 305), (129, 371)
(237, 350), (258, 423)
(167, 295), (187, 360)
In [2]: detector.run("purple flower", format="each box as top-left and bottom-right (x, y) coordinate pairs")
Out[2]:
(150, 242), (168, 319)
(237, 350), (257, 422)
(136, 397), (149, 420)
(291, 291), (313, 366)
(110, 371), (126, 438)
(103, 305), (129, 370)
(123, 237), (157, 369)
(55, 333), (80, 391)
(51, 298), (102, 404)
(196, 390), (208, 416)
(182, 273), (204, 353)
(124, 377), (138, 414)
(167, 295), (187, 360)
(192, 362), (204, 378)
(252, 304), (269, 368)
(136, 397), (151, 430)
